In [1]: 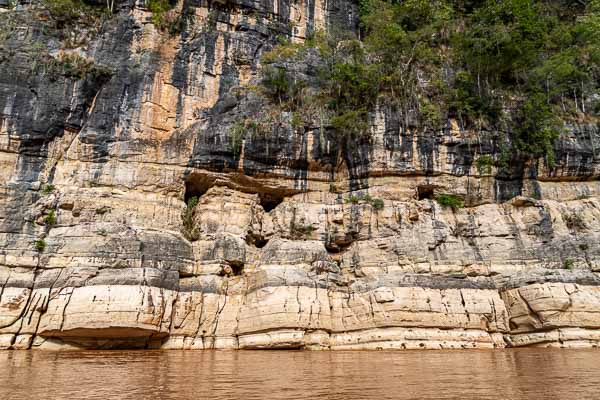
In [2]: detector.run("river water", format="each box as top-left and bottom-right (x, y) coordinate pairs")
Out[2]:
(0, 349), (598, 399)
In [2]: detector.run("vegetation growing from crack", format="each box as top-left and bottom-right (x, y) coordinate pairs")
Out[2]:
(43, 210), (56, 226)
(436, 194), (464, 209)
(345, 193), (385, 210)
(563, 258), (574, 269)
(42, 0), (114, 23)
(37, 0), (115, 48)
(42, 184), (55, 195)
(146, 0), (183, 34)
(30, 52), (112, 81)
(181, 196), (200, 241)
(34, 239), (46, 252)
(476, 154), (494, 175)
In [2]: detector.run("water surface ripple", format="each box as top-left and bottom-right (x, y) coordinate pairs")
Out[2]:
(1, 349), (598, 399)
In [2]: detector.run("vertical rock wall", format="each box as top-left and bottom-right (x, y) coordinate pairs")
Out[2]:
(0, 0), (600, 350)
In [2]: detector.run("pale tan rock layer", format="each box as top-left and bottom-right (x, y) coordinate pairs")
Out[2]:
(3, 276), (600, 349)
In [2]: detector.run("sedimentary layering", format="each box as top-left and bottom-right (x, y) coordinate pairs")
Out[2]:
(1, 0), (600, 350)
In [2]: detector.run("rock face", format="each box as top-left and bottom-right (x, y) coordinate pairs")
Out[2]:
(0, 0), (600, 350)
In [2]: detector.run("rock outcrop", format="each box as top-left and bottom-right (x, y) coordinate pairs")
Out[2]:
(1, 0), (599, 350)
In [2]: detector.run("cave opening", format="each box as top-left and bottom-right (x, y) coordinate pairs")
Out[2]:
(253, 238), (268, 248)
(184, 174), (214, 203)
(417, 185), (435, 200)
(221, 261), (244, 277)
(259, 193), (285, 212)
(245, 232), (269, 249)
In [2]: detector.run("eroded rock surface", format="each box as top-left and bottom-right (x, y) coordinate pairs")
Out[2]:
(1, 0), (600, 350)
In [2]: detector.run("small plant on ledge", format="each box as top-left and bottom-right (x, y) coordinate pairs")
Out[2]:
(34, 239), (46, 252)
(563, 259), (574, 270)
(345, 193), (385, 210)
(436, 194), (464, 209)
(42, 184), (55, 194)
(43, 210), (57, 226)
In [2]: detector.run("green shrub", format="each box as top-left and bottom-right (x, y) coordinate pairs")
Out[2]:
(147, 0), (180, 33)
(262, 66), (290, 105)
(34, 239), (46, 252)
(42, 184), (55, 194)
(496, 146), (510, 170)
(229, 122), (246, 157)
(330, 110), (369, 140)
(42, 0), (111, 25)
(33, 53), (112, 82)
(362, 194), (373, 203)
(513, 92), (561, 168)
(43, 210), (56, 226)
(345, 193), (384, 210)
(181, 196), (199, 241)
(346, 195), (360, 204)
(436, 194), (464, 209)
(476, 154), (494, 175)
(371, 198), (384, 210)
(563, 258), (574, 270)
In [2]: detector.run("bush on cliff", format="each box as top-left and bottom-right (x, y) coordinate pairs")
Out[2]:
(436, 194), (464, 209)
(43, 210), (56, 226)
(181, 196), (199, 241)
(34, 239), (46, 252)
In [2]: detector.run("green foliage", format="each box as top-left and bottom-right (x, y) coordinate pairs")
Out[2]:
(458, 0), (553, 87)
(563, 258), (574, 270)
(42, 184), (55, 194)
(513, 92), (561, 166)
(31, 53), (112, 82)
(330, 110), (369, 140)
(346, 195), (360, 204)
(229, 121), (246, 158)
(262, 66), (290, 104)
(436, 194), (464, 209)
(496, 145), (510, 170)
(147, 0), (180, 34)
(262, 40), (306, 64)
(448, 71), (501, 126)
(43, 210), (56, 226)
(345, 193), (385, 210)
(42, 0), (112, 25)
(476, 154), (494, 175)
(34, 239), (46, 252)
(371, 198), (385, 210)
(256, 0), (600, 164)
(181, 196), (199, 241)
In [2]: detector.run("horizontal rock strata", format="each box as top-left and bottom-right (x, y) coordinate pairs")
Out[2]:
(0, 0), (599, 350)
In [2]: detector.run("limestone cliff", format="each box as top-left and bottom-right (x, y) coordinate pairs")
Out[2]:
(1, 0), (600, 350)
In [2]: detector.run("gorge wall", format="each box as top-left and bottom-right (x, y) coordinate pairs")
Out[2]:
(1, 0), (600, 350)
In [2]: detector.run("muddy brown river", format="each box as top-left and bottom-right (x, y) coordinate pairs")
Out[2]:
(1, 349), (598, 399)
